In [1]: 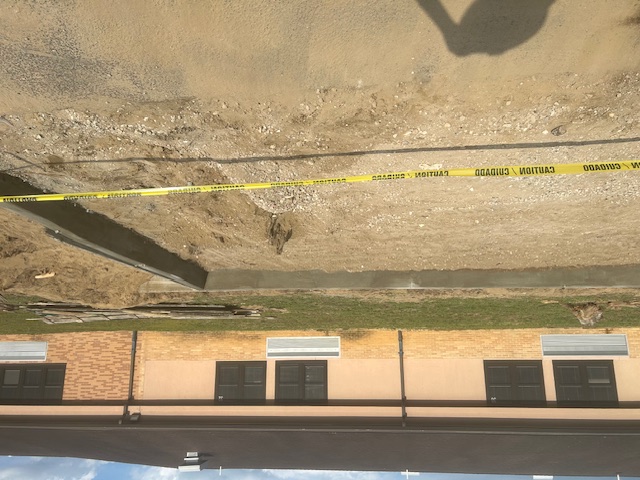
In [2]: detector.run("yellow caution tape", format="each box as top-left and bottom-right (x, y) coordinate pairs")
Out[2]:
(1, 160), (639, 203)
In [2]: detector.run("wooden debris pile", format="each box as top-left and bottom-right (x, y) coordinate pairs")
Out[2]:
(25, 302), (261, 324)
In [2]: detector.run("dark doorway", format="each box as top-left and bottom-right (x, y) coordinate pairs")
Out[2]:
(553, 360), (618, 407)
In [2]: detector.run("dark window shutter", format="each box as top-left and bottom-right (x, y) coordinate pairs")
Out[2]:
(484, 361), (545, 406)
(243, 365), (267, 400)
(485, 365), (513, 402)
(553, 360), (618, 407)
(0, 364), (65, 404)
(276, 361), (327, 404)
(216, 364), (241, 401)
(215, 362), (266, 404)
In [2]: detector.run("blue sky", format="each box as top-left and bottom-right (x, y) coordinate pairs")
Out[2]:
(0, 457), (634, 480)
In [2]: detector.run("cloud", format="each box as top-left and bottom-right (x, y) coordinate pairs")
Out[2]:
(7, 458), (623, 480)
(0, 457), (99, 480)
(129, 465), (183, 480)
(258, 471), (390, 480)
(129, 466), (391, 480)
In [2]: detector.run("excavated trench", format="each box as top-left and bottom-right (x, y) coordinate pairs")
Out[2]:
(4, 173), (640, 291)
(0, 173), (208, 289)
(204, 266), (640, 290)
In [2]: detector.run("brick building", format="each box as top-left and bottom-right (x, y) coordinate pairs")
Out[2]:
(1, 327), (640, 475)
(1, 327), (639, 422)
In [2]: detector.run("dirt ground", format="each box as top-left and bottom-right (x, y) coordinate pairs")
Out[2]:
(1, 1), (640, 306)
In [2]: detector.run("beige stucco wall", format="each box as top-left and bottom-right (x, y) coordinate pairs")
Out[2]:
(328, 359), (400, 400)
(0, 405), (124, 415)
(613, 359), (640, 401)
(142, 356), (551, 402)
(405, 406), (640, 421)
(265, 361), (275, 400)
(405, 359), (486, 401)
(143, 360), (215, 399)
(135, 329), (640, 402)
(134, 404), (640, 421)
(541, 358), (558, 401)
(141, 358), (401, 400)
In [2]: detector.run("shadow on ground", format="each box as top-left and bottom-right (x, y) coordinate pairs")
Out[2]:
(417, 0), (555, 55)
(3, 136), (639, 172)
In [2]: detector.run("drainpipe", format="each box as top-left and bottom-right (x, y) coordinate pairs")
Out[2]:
(398, 330), (407, 427)
(122, 330), (138, 422)
(128, 330), (138, 402)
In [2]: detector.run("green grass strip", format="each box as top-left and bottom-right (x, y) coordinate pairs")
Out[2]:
(0, 293), (638, 334)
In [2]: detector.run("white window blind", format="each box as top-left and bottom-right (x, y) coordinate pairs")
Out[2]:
(267, 337), (340, 358)
(541, 335), (628, 356)
(0, 342), (48, 361)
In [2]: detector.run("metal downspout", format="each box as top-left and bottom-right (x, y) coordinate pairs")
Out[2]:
(122, 330), (138, 422)
(398, 330), (407, 427)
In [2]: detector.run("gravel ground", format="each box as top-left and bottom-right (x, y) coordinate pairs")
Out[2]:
(1, 1), (639, 305)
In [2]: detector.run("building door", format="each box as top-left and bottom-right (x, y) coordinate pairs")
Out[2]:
(215, 361), (266, 404)
(484, 360), (546, 406)
(553, 360), (618, 406)
(0, 364), (65, 404)
(275, 361), (327, 404)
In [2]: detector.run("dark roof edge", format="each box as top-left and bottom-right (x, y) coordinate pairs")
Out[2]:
(1, 414), (640, 434)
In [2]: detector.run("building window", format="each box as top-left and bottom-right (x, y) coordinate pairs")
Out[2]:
(275, 361), (327, 404)
(0, 364), (65, 404)
(541, 334), (628, 356)
(0, 341), (48, 361)
(484, 360), (546, 406)
(266, 337), (340, 358)
(215, 361), (266, 404)
(553, 360), (618, 406)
